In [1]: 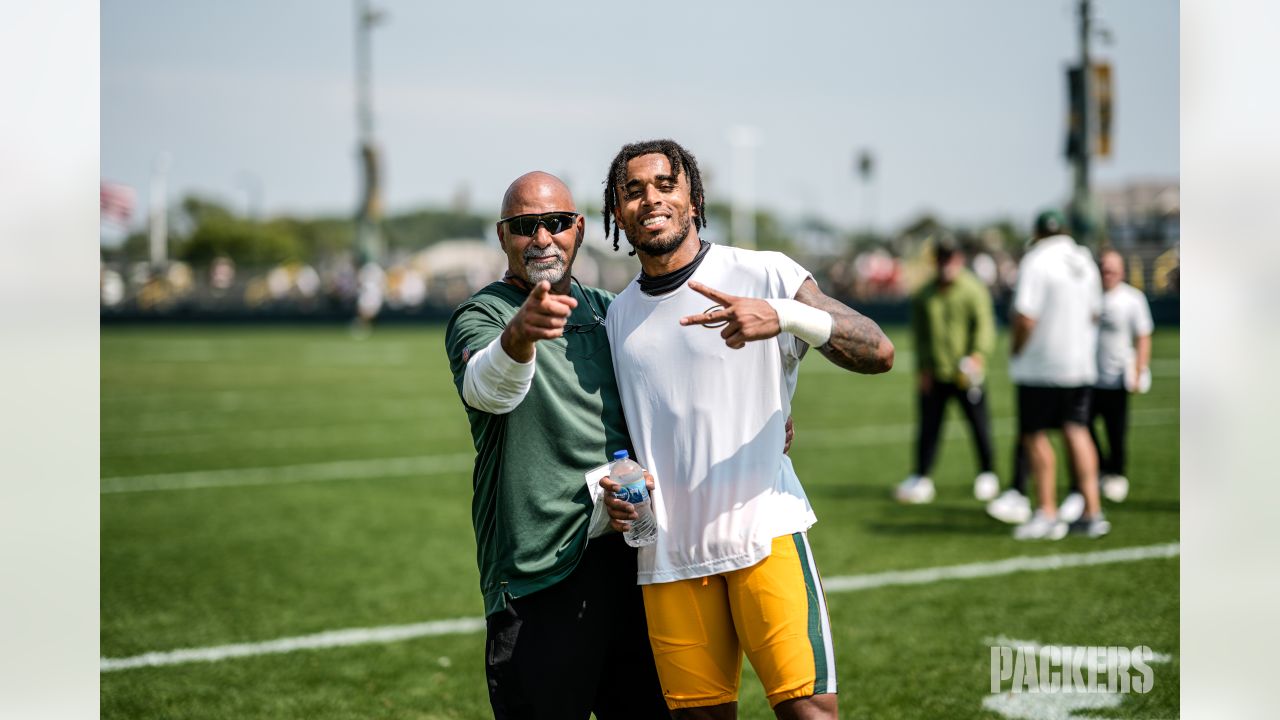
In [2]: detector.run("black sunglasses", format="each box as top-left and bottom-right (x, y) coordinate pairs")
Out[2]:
(498, 212), (581, 237)
(563, 276), (606, 335)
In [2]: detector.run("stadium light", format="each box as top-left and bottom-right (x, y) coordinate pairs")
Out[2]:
(728, 125), (760, 250)
(354, 0), (387, 267)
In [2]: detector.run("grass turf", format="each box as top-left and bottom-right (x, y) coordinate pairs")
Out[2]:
(101, 325), (1179, 719)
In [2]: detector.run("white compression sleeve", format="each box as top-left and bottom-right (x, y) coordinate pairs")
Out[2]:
(462, 335), (536, 414)
(766, 298), (833, 348)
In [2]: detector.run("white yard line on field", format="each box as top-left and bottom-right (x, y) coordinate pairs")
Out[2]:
(791, 407), (1176, 449)
(100, 618), (486, 672)
(821, 542), (1179, 593)
(101, 408), (1178, 493)
(100, 542), (1179, 672)
(100, 454), (475, 494)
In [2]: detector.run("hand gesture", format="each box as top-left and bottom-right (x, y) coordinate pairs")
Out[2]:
(599, 470), (656, 533)
(679, 281), (780, 349)
(503, 281), (578, 361)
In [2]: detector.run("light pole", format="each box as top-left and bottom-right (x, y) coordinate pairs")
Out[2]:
(149, 152), (171, 268)
(855, 148), (875, 238)
(728, 125), (759, 249)
(354, 0), (386, 267)
(1070, 0), (1094, 247)
(235, 171), (263, 221)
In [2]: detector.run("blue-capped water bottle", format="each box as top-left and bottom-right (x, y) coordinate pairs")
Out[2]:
(610, 450), (656, 547)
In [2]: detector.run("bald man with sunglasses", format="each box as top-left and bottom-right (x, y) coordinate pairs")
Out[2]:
(444, 172), (670, 719)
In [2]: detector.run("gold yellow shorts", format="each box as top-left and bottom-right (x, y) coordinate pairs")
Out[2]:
(641, 532), (837, 710)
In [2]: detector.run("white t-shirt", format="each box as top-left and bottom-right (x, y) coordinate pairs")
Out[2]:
(1009, 235), (1103, 387)
(1095, 282), (1154, 389)
(605, 244), (817, 585)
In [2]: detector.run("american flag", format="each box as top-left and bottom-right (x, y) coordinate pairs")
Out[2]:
(100, 180), (136, 227)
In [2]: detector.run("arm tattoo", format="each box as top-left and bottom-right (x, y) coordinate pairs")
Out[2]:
(794, 279), (894, 374)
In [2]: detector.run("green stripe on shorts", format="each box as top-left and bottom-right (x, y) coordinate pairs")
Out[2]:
(791, 532), (828, 693)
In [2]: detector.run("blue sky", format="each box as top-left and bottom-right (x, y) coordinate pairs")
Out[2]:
(102, 0), (1178, 232)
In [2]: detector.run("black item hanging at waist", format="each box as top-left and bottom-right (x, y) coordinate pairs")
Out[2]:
(639, 240), (711, 296)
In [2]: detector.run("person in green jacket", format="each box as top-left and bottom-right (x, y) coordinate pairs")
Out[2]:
(895, 234), (1000, 504)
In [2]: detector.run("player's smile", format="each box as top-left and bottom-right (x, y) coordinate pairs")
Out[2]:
(640, 213), (671, 232)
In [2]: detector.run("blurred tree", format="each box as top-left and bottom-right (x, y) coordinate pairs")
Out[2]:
(168, 196), (298, 266)
(180, 195), (236, 227)
(702, 201), (796, 255)
(983, 219), (1026, 253)
(101, 192), (1031, 277)
(100, 230), (152, 263)
(383, 208), (490, 250)
(179, 215), (303, 266)
(278, 217), (353, 261)
(846, 229), (888, 256)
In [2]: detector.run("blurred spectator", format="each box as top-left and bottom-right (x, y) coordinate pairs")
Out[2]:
(1062, 249), (1153, 513)
(266, 266), (291, 300)
(353, 262), (386, 334)
(989, 210), (1108, 540)
(997, 254), (1020, 293)
(970, 251), (998, 288)
(895, 235), (1000, 505)
(1017, 249), (1157, 524)
(166, 262), (193, 292)
(398, 268), (427, 307)
(100, 266), (125, 307)
(853, 247), (903, 299)
(210, 256), (236, 291)
(295, 264), (321, 299)
(1154, 245), (1179, 293)
(128, 262), (152, 288)
(329, 258), (359, 304)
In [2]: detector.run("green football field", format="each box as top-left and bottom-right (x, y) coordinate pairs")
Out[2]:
(100, 324), (1180, 719)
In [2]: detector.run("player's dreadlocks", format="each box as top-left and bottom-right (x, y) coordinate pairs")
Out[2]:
(602, 139), (707, 255)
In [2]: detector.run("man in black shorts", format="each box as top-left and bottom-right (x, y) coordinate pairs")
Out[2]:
(1006, 211), (1110, 540)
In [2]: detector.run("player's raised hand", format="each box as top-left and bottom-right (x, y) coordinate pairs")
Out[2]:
(502, 280), (578, 361)
(679, 280), (781, 349)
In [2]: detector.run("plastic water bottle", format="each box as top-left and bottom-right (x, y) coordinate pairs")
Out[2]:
(610, 450), (656, 547)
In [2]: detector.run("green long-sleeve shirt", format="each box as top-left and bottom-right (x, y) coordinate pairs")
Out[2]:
(911, 270), (996, 383)
(445, 281), (630, 616)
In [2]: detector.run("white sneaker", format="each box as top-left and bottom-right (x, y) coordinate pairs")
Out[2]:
(973, 472), (999, 501)
(1013, 510), (1068, 541)
(986, 489), (1032, 525)
(1068, 512), (1112, 538)
(895, 475), (936, 504)
(1058, 492), (1086, 524)
(1102, 475), (1130, 503)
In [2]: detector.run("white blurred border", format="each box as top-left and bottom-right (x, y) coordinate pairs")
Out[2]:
(0, 1), (100, 717)
(1182, 0), (1280, 718)
(0, 0), (1273, 716)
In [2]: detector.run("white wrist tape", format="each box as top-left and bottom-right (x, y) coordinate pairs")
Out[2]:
(766, 298), (833, 347)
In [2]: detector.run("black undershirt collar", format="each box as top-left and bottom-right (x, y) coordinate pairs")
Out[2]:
(639, 240), (712, 296)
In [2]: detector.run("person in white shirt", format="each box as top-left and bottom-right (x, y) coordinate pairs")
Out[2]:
(1024, 249), (1156, 524)
(598, 139), (893, 720)
(1004, 210), (1109, 540)
(1083, 249), (1153, 503)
